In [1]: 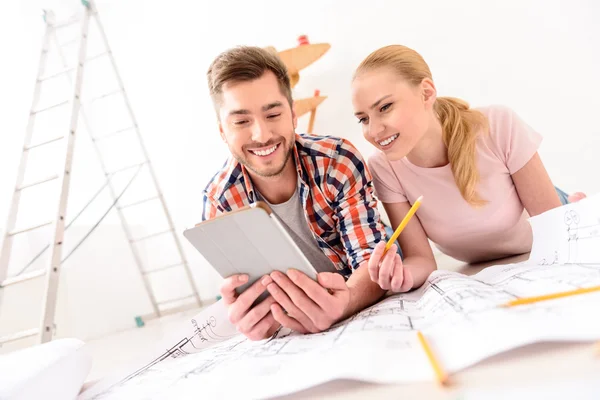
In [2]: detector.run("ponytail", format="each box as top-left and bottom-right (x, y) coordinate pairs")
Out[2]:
(434, 97), (488, 207)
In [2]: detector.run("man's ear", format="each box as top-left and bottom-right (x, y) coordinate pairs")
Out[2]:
(291, 102), (298, 130)
(421, 78), (437, 107)
(218, 122), (227, 143)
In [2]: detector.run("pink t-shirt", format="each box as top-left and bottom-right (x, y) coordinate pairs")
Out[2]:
(367, 105), (542, 263)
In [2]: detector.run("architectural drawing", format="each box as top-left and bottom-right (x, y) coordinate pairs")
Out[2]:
(529, 194), (600, 265)
(566, 209), (580, 263)
(80, 195), (600, 399)
(539, 251), (559, 266)
(81, 262), (600, 400)
(565, 214), (600, 265)
(81, 300), (238, 398)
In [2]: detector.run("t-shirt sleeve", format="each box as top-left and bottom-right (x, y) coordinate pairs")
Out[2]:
(487, 105), (543, 174)
(366, 153), (408, 203)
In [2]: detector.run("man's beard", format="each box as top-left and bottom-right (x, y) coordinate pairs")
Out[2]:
(233, 136), (295, 178)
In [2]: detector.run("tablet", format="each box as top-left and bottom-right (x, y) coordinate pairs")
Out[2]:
(183, 202), (319, 302)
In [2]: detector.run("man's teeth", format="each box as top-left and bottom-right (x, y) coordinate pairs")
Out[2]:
(378, 134), (399, 147)
(251, 144), (278, 156)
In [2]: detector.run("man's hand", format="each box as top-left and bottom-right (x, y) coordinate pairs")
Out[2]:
(220, 274), (281, 341)
(266, 269), (350, 334)
(368, 242), (413, 292)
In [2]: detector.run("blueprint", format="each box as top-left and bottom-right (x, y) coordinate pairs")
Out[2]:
(529, 194), (600, 265)
(80, 194), (600, 400)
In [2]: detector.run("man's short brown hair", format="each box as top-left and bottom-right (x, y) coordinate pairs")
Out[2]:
(207, 46), (293, 114)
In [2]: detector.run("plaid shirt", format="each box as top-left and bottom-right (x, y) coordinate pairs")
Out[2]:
(201, 134), (385, 277)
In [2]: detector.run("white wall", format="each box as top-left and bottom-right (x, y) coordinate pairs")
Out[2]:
(0, 0), (599, 349)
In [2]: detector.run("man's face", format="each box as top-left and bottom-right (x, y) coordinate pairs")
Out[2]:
(218, 71), (297, 178)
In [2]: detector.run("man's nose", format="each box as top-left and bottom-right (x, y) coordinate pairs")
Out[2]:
(251, 118), (273, 144)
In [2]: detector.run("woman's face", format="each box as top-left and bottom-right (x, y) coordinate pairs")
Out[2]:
(352, 68), (434, 160)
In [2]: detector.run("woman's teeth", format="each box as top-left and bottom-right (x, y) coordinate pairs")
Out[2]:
(378, 134), (399, 147)
(250, 144), (279, 156)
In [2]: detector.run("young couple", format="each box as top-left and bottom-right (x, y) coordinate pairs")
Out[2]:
(200, 44), (584, 341)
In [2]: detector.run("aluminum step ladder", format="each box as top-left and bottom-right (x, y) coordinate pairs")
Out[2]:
(0, 0), (201, 346)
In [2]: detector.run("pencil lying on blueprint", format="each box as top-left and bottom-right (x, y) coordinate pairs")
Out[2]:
(417, 331), (449, 386)
(382, 195), (423, 258)
(502, 285), (600, 307)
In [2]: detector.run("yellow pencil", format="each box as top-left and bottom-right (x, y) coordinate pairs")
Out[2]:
(382, 195), (423, 258)
(502, 285), (600, 307)
(417, 331), (449, 386)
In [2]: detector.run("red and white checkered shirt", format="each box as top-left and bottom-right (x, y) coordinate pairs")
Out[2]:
(201, 134), (386, 277)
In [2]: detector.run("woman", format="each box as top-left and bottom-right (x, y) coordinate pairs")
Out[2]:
(351, 45), (585, 293)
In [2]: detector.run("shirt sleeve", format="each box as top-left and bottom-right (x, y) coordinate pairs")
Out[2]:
(487, 105), (543, 174)
(366, 152), (408, 203)
(201, 194), (218, 221)
(328, 139), (386, 271)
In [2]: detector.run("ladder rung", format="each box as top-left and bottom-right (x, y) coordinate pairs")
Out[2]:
(86, 51), (109, 63)
(0, 269), (46, 288)
(59, 38), (78, 47)
(107, 162), (147, 176)
(39, 54), (109, 83)
(53, 16), (81, 29)
(25, 136), (65, 151)
(132, 229), (173, 243)
(143, 263), (183, 275)
(9, 220), (53, 236)
(32, 100), (69, 115)
(39, 66), (75, 82)
(0, 328), (39, 345)
(85, 88), (123, 105)
(17, 175), (58, 191)
(93, 125), (136, 141)
(118, 196), (159, 210)
(157, 295), (196, 306)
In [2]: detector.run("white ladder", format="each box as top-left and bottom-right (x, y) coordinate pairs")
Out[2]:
(0, 0), (201, 345)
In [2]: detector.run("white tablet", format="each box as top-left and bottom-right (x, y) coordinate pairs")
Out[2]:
(183, 202), (319, 301)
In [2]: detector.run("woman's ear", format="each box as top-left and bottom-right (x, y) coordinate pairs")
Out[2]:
(421, 78), (437, 107)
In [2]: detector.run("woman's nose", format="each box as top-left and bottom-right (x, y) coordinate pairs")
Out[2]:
(368, 119), (385, 138)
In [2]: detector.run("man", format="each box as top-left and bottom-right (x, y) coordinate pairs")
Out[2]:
(202, 46), (392, 340)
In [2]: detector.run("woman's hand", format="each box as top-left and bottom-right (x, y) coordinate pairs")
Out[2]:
(368, 242), (414, 292)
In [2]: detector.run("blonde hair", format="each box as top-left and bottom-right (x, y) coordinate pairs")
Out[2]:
(355, 45), (488, 207)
